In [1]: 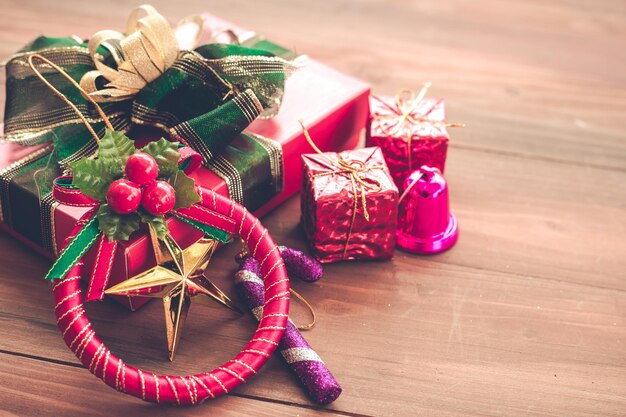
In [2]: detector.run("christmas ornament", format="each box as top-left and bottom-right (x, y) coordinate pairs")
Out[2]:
(105, 225), (241, 361)
(141, 180), (177, 216)
(236, 249), (341, 405)
(368, 84), (464, 190)
(106, 179), (142, 214)
(125, 152), (159, 185)
(30, 54), (290, 403)
(300, 121), (399, 263)
(396, 166), (458, 254)
(53, 188), (290, 404)
(278, 246), (324, 283)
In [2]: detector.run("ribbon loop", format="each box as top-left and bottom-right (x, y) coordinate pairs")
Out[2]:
(52, 176), (100, 207)
(80, 6), (203, 102)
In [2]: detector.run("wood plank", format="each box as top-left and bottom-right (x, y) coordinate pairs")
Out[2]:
(1, 228), (625, 416)
(1, 0), (625, 169)
(0, 353), (347, 417)
(0, 147), (624, 416)
(266, 147), (626, 292)
(0, 0), (625, 416)
(441, 147), (626, 291)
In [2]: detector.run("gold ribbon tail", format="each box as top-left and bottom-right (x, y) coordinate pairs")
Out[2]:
(27, 54), (113, 143)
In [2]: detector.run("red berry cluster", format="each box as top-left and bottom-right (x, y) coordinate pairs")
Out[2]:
(106, 153), (176, 216)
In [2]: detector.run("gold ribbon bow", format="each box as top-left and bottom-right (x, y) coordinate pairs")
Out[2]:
(80, 5), (203, 102)
(373, 83), (464, 170)
(299, 120), (384, 257)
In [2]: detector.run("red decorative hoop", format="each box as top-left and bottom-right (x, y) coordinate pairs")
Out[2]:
(52, 189), (290, 404)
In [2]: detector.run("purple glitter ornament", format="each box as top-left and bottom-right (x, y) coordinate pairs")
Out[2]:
(279, 246), (324, 282)
(235, 249), (341, 405)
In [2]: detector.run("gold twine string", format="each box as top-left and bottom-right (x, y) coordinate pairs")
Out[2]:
(373, 83), (465, 171)
(27, 54), (114, 143)
(398, 173), (422, 204)
(299, 119), (385, 258)
(397, 167), (443, 203)
(290, 288), (316, 330)
(238, 239), (249, 258)
(238, 239), (316, 329)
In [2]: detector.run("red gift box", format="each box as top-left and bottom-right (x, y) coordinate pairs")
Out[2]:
(367, 91), (452, 190)
(301, 147), (398, 263)
(0, 13), (370, 310)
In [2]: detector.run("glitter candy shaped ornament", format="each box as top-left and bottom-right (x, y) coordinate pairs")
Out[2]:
(396, 166), (458, 254)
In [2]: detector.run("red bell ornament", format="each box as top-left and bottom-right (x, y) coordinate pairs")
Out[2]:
(396, 166), (458, 254)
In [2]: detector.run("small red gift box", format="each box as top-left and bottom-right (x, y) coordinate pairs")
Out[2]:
(301, 147), (398, 263)
(367, 88), (458, 190)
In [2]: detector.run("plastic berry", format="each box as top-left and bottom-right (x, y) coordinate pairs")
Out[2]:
(125, 152), (159, 186)
(142, 180), (176, 216)
(106, 179), (142, 214)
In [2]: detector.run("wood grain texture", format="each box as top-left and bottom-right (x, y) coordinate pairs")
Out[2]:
(0, 0), (625, 416)
(0, 354), (345, 417)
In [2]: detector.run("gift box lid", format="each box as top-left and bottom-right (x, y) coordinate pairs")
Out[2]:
(369, 95), (449, 140)
(302, 147), (398, 201)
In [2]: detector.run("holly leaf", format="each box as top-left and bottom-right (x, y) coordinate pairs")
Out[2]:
(69, 158), (119, 200)
(98, 129), (136, 166)
(138, 211), (169, 240)
(140, 138), (180, 177)
(96, 204), (140, 241)
(169, 170), (201, 209)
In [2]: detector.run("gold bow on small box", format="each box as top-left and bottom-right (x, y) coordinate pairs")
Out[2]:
(299, 120), (388, 258)
(80, 5), (204, 102)
(372, 83), (464, 171)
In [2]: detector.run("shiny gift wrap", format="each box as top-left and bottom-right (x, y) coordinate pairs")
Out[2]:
(367, 93), (450, 190)
(0, 10), (370, 310)
(301, 147), (398, 263)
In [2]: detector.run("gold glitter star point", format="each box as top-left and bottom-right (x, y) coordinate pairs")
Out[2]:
(105, 226), (241, 361)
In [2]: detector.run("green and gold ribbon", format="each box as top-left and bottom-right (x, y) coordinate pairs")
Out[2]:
(1, 6), (293, 254)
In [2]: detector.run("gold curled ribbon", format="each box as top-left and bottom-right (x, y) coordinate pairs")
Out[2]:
(28, 54), (113, 143)
(373, 83), (465, 171)
(299, 120), (385, 258)
(80, 5), (204, 102)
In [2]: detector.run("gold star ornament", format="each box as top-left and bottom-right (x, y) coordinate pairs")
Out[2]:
(105, 226), (241, 361)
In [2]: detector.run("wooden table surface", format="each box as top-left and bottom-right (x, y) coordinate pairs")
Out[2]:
(1, 0), (625, 416)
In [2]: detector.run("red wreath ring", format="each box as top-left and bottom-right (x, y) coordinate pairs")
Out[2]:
(52, 189), (290, 404)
